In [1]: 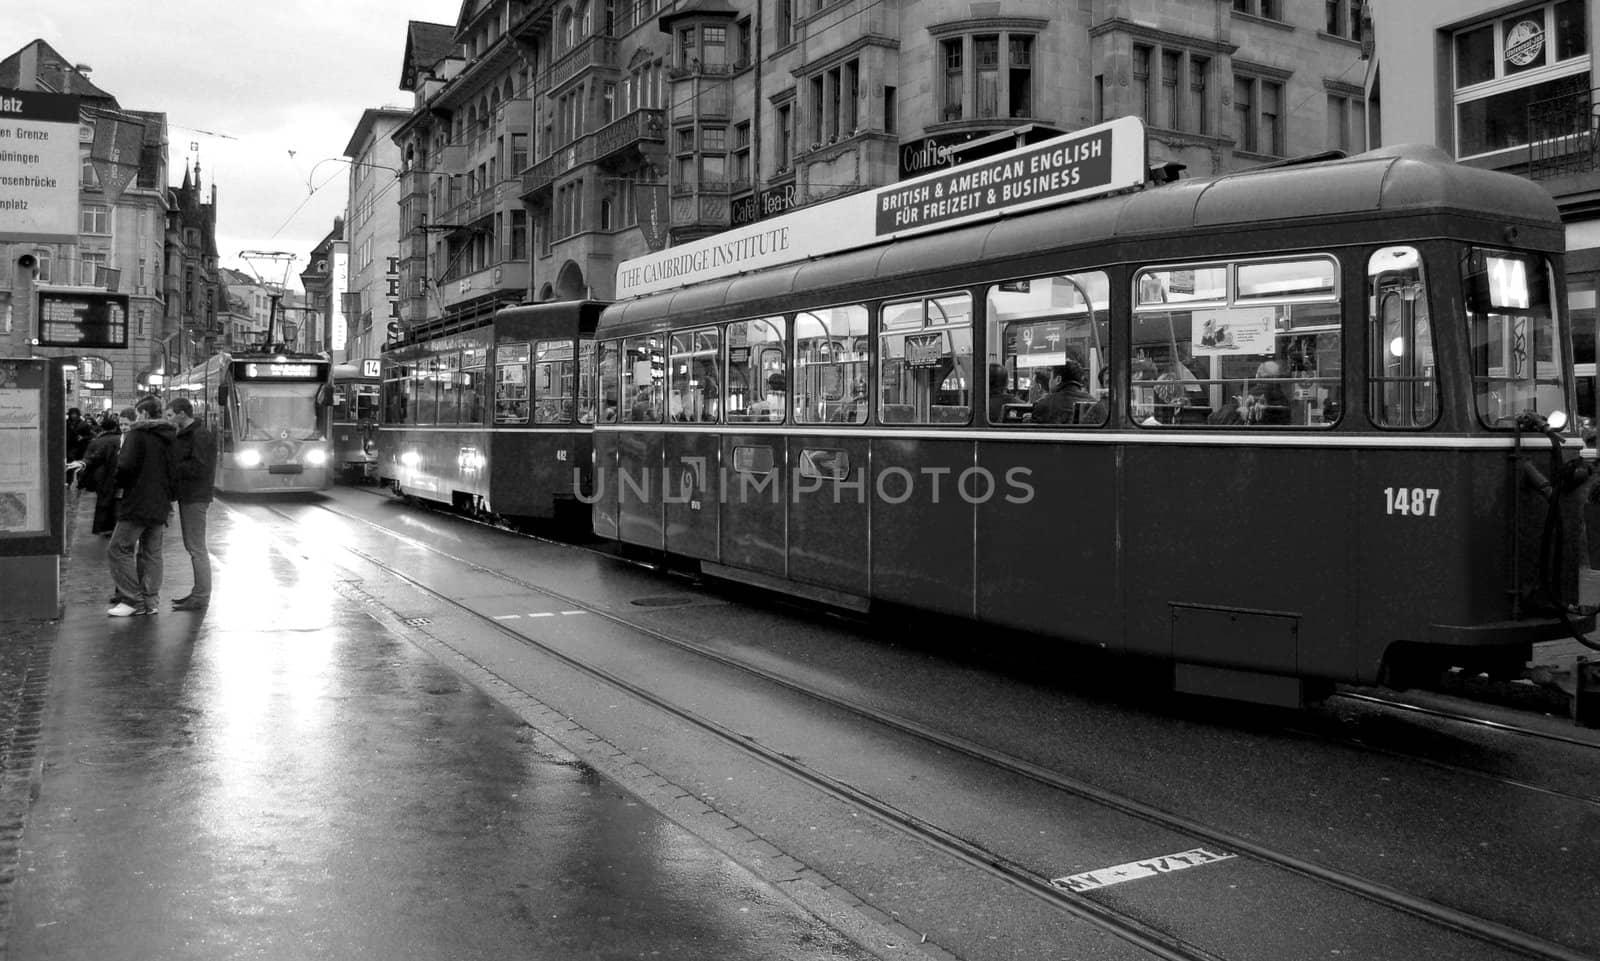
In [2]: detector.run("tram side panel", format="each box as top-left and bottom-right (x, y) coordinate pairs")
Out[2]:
(1354, 446), (1582, 683)
(663, 430), (720, 560)
(869, 436), (977, 619)
(1119, 443), (1358, 690)
(786, 433), (871, 596)
(974, 439), (1123, 649)
(487, 429), (593, 520)
(592, 430), (621, 540)
(617, 429), (667, 550)
(718, 431), (787, 575)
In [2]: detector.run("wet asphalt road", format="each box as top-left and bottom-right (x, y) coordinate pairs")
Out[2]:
(5, 497), (881, 961)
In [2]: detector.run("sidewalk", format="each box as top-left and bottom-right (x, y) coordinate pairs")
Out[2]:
(0, 495), (883, 961)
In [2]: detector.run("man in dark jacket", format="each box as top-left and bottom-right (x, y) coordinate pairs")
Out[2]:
(107, 396), (176, 617)
(164, 397), (215, 611)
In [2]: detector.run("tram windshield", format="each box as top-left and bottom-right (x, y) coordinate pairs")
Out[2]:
(1465, 248), (1568, 428)
(235, 383), (322, 441)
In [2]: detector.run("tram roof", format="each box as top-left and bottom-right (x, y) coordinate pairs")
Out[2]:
(600, 143), (1560, 333)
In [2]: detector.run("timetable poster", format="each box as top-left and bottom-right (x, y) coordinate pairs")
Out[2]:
(0, 363), (45, 534)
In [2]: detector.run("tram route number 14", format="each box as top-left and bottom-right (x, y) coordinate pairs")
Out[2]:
(1384, 487), (1440, 517)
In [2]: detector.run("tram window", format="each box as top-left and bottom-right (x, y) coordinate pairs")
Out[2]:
(494, 342), (532, 424)
(880, 293), (973, 425)
(436, 352), (463, 423)
(413, 359), (441, 425)
(668, 327), (722, 422)
(986, 272), (1110, 426)
(460, 345), (487, 424)
(1369, 246), (1437, 429)
(1236, 258), (1338, 302)
(577, 341), (597, 424)
(726, 317), (787, 423)
(795, 305), (869, 424)
(383, 365), (410, 425)
(1463, 248), (1566, 428)
(620, 335), (665, 423)
(1134, 257), (1342, 428)
(1137, 265), (1226, 306)
(732, 445), (775, 473)
(798, 448), (851, 480)
(596, 340), (620, 422)
(534, 339), (576, 423)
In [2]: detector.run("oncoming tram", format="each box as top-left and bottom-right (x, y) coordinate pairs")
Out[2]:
(167, 350), (335, 493)
(377, 300), (606, 524)
(594, 117), (1596, 706)
(331, 360), (381, 483)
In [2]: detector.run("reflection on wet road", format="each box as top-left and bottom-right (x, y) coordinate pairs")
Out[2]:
(9, 502), (877, 961)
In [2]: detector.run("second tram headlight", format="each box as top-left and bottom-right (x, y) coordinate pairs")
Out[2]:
(399, 450), (421, 468)
(237, 449), (262, 468)
(304, 448), (328, 467)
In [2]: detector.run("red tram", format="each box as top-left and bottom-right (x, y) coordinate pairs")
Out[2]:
(377, 300), (605, 523)
(592, 120), (1595, 705)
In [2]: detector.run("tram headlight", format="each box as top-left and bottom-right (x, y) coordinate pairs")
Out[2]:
(1549, 410), (1569, 432)
(304, 448), (328, 467)
(236, 449), (262, 468)
(399, 450), (421, 468)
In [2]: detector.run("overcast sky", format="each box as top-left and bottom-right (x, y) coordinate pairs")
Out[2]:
(6, 1), (453, 290)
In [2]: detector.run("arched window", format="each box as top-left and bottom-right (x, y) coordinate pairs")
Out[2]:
(562, 8), (576, 51)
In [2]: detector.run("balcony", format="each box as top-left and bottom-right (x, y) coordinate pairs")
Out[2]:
(520, 109), (667, 195)
(1527, 86), (1600, 181)
(438, 260), (531, 311)
(541, 36), (619, 92)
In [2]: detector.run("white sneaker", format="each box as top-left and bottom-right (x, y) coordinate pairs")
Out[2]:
(107, 602), (138, 617)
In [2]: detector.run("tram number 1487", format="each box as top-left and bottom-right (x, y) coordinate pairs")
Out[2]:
(1384, 487), (1441, 517)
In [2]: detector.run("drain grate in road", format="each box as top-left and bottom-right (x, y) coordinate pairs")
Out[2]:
(401, 616), (432, 626)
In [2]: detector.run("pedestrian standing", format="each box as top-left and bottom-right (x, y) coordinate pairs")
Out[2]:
(81, 409), (130, 536)
(107, 396), (176, 617)
(164, 397), (215, 611)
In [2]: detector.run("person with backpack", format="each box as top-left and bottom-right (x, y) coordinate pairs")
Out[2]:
(107, 396), (176, 617)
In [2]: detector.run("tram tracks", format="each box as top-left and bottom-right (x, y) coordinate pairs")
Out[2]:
(254, 494), (1598, 961)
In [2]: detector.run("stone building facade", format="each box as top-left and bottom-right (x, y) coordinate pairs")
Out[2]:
(381, 0), (1368, 335)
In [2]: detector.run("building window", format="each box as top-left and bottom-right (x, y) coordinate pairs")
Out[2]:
(733, 121), (751, 186)
(1233, 0), (1282, 20)
(1327, 90), (1367, 153)
(807, 59), (858, 144)
(776, 102), (793, 167)
(80, 149), (100, 190)
(32, 248), (51, 283)
(1453, 0), (1590, 158)
(735, 17), (751, 66)
(1233, 73), (1285, 156)
(1133, 45), (1152, 122)
(938, 28), (1038, 124)
(943, 39), (964, 121)
(80, 251), (107, 287)
(703, 25), (726, 68)
(1134, 43), (1210, 135)
(884, 84), (897, 134)
(81, 204), (111, 235)
(777, 0), (792, 46)
(1325, 0), (1363, 41)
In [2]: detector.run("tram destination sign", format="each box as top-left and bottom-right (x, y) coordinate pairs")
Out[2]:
(35, 291), (129, 349)
(615, 116), (1146, 299)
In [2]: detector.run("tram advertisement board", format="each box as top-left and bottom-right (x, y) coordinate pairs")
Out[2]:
(0, 89), (80, 242)
(616, 117), (1146, 299)
(36, 291), (130, 349)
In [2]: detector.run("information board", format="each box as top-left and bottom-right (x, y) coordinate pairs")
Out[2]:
(0, 89), (80, 242)
(0, 360), (49, 537)
(37, 291), (130, 349)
